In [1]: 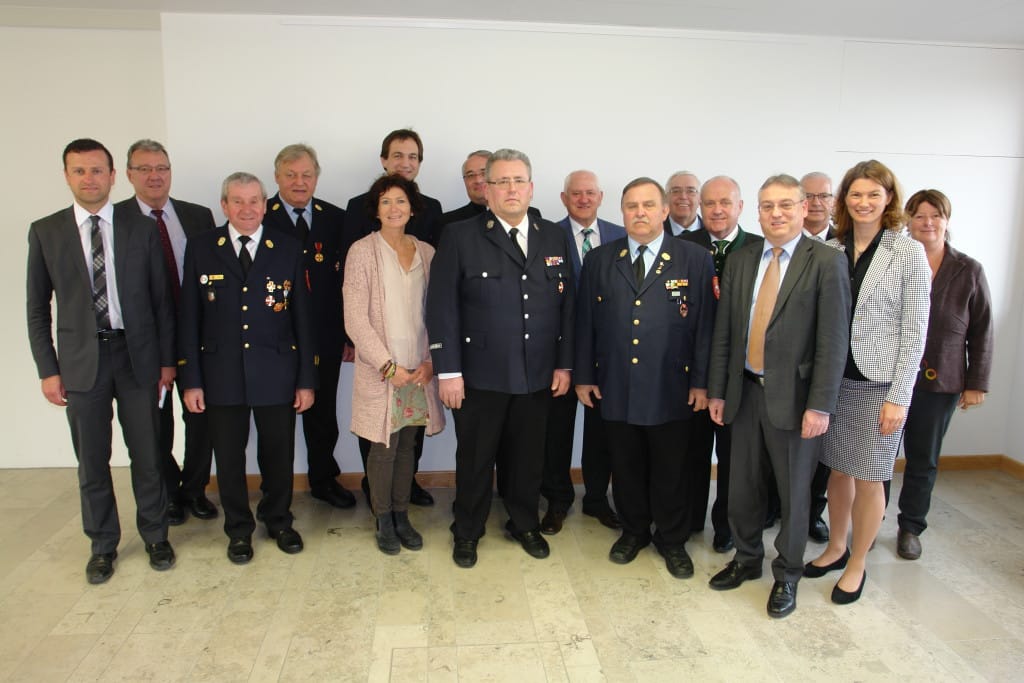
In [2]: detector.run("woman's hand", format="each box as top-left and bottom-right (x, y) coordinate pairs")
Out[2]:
(409, 360), (433, 386)
(879, 401), (906, 436)
(390, 366), (414, 388)
(959, 389), (985, 410)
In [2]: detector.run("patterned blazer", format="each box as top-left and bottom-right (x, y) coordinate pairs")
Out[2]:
(827, 229), (930, 406)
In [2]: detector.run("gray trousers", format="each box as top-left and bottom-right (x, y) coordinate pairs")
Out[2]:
(367, 426), (419, 514)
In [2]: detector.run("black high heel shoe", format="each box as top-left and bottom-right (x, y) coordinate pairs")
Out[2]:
(803, 548), (850, 578)
(831, 570), (866, 605)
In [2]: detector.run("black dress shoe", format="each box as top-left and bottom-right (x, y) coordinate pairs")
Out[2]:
(166, 499), (186, 526)
(311, 481), (357, 509)
(86, 552), (117, 584)
(540, 509), (567, 535)
(146, 541), (176, 571)
(186, 495), (219, 520)
(227, 537), (253, 564)
(767, 580), (797, 618)
(831, 570), (866, 605)
(505, 521), (550, 559)
(808, 518), (830, 543)
(803, 548), (850, 578)
(709, 560), (763, 590)
(583, 506), (621, 530)
(657, 544), (694, 579)
(712, 531), (734, 553)
(271, 527), (304, 554)
(409, 480), (435, 507)
(452, 537), (478, 568)
(609, 533), (649, 564)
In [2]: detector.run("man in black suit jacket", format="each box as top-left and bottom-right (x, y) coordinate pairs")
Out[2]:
(663, 171), (704, 237)
(678, 176), (763, 553)
(426, 149), (574, 568)
(706, 174), (850, 618)
(264, 144), (355, 510)
(575, 177), (716, 579)
(179, 172), (316, 564)
(116, 138), (217, 525)
(27, 138), (176, 584)
(342, 129), (442, 507)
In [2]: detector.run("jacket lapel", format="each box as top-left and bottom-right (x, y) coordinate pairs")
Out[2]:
(932, 244), (964, 292)
(482, 213), (525, 267)
(63, 208), (92, 292)
(614, 245), (638, 292)
(637, 244), (673, 297)
(215, 228), (245, 280)
(855, 230), (895, 313)
(770, 237), (812, 325)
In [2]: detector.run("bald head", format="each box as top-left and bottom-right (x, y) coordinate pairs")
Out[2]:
(700, 175), (743, 240)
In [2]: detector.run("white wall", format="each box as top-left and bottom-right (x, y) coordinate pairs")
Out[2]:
(3, 12), (1022, 471)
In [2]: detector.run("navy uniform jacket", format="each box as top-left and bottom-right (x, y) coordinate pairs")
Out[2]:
(426, 211), (574, 395)
(575, 235), (717, 426)
(263, 194), (346, 355)
(177, 225), (316, 406)
(437, 202), (542, 246)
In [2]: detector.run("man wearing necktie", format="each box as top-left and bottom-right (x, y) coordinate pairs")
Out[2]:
(263, 144), (355, 511)
(663, 171), (704, 236)
(575, 177), (716, 579)
(179, 172), (316, 564)
(116, 139), (218, 525)
(679, 176), (763, 553)
(706, 174), (850, 618)
(541, 170), (625, 535)
(27, 138), (177, 584)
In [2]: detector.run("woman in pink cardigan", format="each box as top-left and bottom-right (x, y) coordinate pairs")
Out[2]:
(343, 174), (445, 554)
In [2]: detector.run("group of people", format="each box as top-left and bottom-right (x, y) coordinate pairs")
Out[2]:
(27, 130), (992, 621)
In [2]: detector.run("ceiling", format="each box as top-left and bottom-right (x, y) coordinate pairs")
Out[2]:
(2, 0), (1024, 47)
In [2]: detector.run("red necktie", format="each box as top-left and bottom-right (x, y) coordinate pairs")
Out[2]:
(151, 209), (180, 307)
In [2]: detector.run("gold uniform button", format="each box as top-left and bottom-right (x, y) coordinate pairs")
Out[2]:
(242, 286), (248, 292)
(632, 339), (639, 345)
(242, 324), (249, 330)
(635, 299), (642, 306)
(685, 365), (689, 372)
(241, 305), (248, 311)
(633, 319), (640, 326)
(631, 357), (639, 364)
(244, 343), (250, 349)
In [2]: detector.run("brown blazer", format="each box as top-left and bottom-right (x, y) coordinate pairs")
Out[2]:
(916, 244), (993, 394)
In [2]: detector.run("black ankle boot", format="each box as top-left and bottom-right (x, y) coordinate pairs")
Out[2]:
(376, 513), (400, 555)
(393, 510), (423, 550)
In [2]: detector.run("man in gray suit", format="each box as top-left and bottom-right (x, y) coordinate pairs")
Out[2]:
(27, 138), (177, 584)
(706, 174), (850, 618)
(116, 139), (217, 525)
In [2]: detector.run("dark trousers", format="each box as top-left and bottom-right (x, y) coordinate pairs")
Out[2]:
(684, 409), (732, 536)
(451, 387), (549, 540)
(809, 460), (831, 523)
(206, 403), (295, 539)
(898, 389), (959, 536)
(604, 418), (691, 547)
(157, 379), (212, 501)
(302, 356), (342, 488)
(729, 378), (818, 583)
(65, 336), (167, 554)
(540, 393), (614, 513)
(366, 426), (418, 514)
(359, 427), (425, 489)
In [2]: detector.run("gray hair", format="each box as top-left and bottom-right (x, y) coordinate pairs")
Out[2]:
(465, 149), (492, 160)
(666, 170), (700, 187)
(274, 143), (321, 176)
(760, 173), (805, 198)
(486, 149), (532, 180)
(800, 171), (832, 186)
(126, 139), (168, 166)
(563, 169), (601, 193)
(221, 172), (266, 201)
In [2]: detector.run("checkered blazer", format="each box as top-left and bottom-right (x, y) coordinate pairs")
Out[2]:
(827, 229), (930, 406)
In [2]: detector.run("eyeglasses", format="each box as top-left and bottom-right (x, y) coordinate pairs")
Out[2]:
(669, 187), (698, 196)
(463, 170), (487, 180)
(805, 193), (833, 202)
(487, 178), (530, 190)
(128, 165), (171, 175)
(758, 200), (801, 213)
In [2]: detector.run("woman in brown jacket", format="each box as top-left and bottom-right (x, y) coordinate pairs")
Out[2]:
(896, 189), (993, 560)
(344, 174), (445, 554)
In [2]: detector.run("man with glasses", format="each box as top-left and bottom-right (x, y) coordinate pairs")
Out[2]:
(680, 176), (763, 553)
(116, 139), (218, 526)
(426, 149), (574, 568)
(706, 174), (849, 618)
(664, 171), (704, 236)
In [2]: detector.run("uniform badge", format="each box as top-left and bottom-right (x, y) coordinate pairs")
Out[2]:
(558, 281), (565, 294)
(486, 220), (495, 229)
(200, 274), (209, 284)
(664, 279), (688, 289)
(265, 239), (274, 249)
(209, 274), (224, 281)
(661, 253), (671, 261)
(545, 256), (564, 266)
(273, 303), (285, 312)
(712, 275), (721, 301)
(314, 203), (322, 212)
(207, 290), (216, 302)
(314, 242), (325, 263)
(679, 302), (689, 318)
(217, 236), (226, 247)
(266, 280), (277, 292)
(619, 249), (628, 258)
(265, 295), (275, 307)
(271, 202), (281, 211)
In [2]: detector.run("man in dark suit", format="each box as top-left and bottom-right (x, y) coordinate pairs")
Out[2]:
(426, 149), (574, 568)
(179, 172), (316, 564)
(663, 171), (704, 236)
(800, 171), (836, 543)
(116, 139), (217, 525)
(678, 175), (763, 553)
(706, 174), (850, 618)
(342, 129), (442, 507)
(575, 177), (716, 579)
(540, 170), (624, 535)
(263, 144), (355, 510)
(27, 138), (176, 584)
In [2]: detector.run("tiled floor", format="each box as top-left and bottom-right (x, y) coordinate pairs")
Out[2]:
(1, 467), (1022, 682)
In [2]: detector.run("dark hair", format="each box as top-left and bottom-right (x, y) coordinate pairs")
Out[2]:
(906, 188), (952, 242)
(379, 129), (423, 161)
(621, 176), (667, 203)
(365, 174), (425, 224)
(833, 159), (904, 240)
(63, 138), (113, 171)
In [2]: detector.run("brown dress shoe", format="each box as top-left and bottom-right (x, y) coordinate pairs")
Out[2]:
(897, 529), (921, 560)
(540, 509), (567, 535)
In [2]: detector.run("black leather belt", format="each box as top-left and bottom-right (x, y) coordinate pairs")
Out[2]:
(97, 329), (125, 341)
(743, 369), (765, 386)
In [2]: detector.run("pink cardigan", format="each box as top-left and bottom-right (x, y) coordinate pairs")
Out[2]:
(343, 233), (445, 446)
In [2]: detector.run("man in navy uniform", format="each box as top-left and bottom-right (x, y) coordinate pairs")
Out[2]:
(540, 169), (624, 535)
(426, 149), (574, 568)
(116, 138), (218, 525)
(179, 172), (316, 564)
(575, 177), (716, 579)
(263, 144), (355, 510)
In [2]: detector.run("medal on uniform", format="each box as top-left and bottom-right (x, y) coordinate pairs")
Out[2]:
(207, 289), (216, 302)
(217, 236), (226, 247)
(200, 274), (209, 284)
(273, 303), (284, 312)
(679, 301), (689, 318)
(266, 280), (276, 292)
(265, 295), (275, 307)
(314, 242), (324, 263)
(558, 281), (564, 294)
